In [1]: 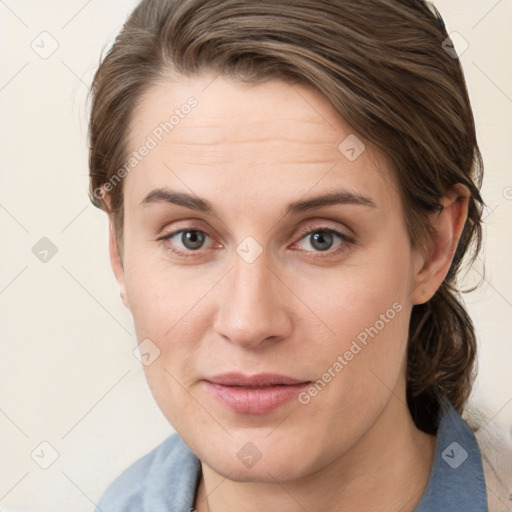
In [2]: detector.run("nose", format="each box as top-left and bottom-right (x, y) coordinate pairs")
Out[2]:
(212, 253), (293, 349)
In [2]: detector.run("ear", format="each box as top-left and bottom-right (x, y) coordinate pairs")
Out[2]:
(103, 193), (130, 310)
(411, 184), (470, 305)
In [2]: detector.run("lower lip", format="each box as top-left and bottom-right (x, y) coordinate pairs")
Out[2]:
(204, 381), (310, 414)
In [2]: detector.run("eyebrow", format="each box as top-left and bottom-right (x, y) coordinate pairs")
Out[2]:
(140, 187), (376, 216)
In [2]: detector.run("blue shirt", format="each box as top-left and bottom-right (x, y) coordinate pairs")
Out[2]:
(94, 395), (488, 511)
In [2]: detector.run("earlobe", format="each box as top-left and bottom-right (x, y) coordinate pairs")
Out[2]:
(411, 184), (470, 305)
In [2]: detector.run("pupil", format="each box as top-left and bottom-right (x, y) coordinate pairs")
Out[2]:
(312, 231), (333, 251)
(183, 231), (204, 250)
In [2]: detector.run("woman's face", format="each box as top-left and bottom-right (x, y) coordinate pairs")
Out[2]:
(114, 75), (427, 481)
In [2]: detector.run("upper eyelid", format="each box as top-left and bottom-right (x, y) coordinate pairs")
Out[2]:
(295, 224), (351, 240)
(158, 223), (348, 240)
(158, 215), (352, 236)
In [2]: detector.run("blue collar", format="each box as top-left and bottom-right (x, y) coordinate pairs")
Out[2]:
(414, 394), (488, 511)
(95, 395), (488, 511)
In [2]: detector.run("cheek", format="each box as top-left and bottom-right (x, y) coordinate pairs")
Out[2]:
(303, 245), (412, 349)
(121, 248), (222, 396)
(123, 257), (209, 430)
(298, 237), (414, 402)
(122, 239), (209, 339)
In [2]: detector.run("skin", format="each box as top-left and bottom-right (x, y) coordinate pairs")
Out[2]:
(107, 75), (469, 512)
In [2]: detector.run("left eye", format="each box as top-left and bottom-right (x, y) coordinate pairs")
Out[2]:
(296, 228), (347, 253)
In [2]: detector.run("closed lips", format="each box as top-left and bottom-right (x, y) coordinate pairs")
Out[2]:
(204, 372), (310, 387)
(203, 373), (311, 414)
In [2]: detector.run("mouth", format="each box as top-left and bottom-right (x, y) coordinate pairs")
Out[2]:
(203, 373), (311, 414)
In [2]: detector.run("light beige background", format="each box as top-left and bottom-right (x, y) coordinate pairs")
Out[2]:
(0, 1), (511, 511)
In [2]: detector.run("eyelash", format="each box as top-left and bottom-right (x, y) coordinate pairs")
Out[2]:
(157, 225), (355, 260)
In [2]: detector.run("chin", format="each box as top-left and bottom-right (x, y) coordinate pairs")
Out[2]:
(206, 453), (310, 483)
(194, 431), (320, 483)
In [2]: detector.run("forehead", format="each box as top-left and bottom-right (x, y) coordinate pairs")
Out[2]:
(131, 75), (341, 142)
(123, 75), (398, 215)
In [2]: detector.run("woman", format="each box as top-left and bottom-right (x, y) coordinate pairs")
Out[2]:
(88, 0), (489, 510)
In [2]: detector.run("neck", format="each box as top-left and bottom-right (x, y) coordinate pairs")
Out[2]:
(195, 394), (436, 512)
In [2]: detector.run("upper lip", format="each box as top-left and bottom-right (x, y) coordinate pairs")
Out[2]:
(205, 372), (309, 387)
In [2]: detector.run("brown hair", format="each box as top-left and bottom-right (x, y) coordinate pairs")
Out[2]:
(88, 0), (484, 434)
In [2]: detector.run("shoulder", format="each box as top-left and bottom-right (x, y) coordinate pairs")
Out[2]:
(94, 432), (201, 512)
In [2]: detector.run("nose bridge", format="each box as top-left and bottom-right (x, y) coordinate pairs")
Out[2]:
(232, 251), (272, 304)
(229, 231), (276, 306)
(213, 247), (291, 348)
